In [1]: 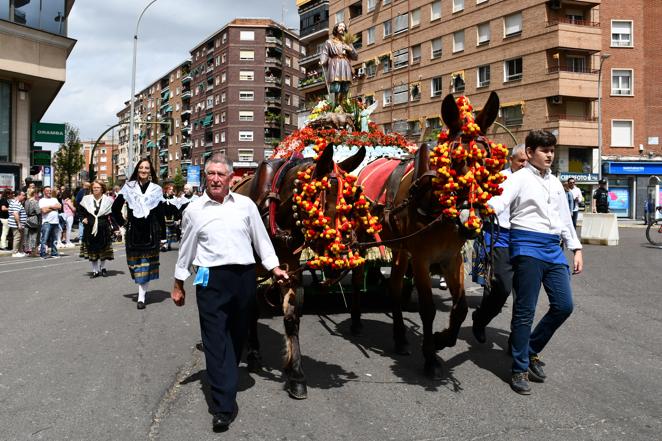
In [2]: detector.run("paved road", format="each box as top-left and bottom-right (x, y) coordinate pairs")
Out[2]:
(0, 228), (660, 440)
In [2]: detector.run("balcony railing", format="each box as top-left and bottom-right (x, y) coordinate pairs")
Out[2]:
(265, 97), (281, 105)
(547, 18), (600, 27)
(266, 57), (282, 65)
(546, 114), (597, 122)
(300, 75), (324, 88)
(547, 65), (599, 74)
(266, 36), (283, 45)
(300, 20), (330, 39)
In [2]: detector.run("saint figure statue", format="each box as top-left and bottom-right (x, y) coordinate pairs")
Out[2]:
(320, 22), (358, 105)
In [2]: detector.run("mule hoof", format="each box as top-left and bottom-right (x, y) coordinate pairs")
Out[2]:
(433, 331), (457, 350)
(394, 340), (410, 355)
(246, 351), (263, 373)
(350, 320), (364, 336)
(286, 380), (308, 400)
(424, 358), (445, 380)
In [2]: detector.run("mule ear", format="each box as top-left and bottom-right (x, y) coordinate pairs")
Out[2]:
(313, 143), (335, 178)
(338, 146), (366, 173)
(441, 94), (462, 137)
(474, 91), (500, 134)
(414, 143), (430, 179)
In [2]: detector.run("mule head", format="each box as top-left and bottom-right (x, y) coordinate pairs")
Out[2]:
(474, 91), (500, 135)
(313, 142), (336, 179)
(441, 94), (462, 139)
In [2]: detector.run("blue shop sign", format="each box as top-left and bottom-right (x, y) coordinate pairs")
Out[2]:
(604, 161), (662, 175)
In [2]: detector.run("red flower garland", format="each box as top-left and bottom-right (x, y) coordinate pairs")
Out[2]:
(429, 96), (509, 233)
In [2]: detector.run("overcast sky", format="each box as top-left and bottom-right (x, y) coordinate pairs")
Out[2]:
(42, 0), (300, 141)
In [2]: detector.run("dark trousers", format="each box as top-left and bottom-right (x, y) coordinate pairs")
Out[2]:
(571, 211), (579, 228)
(474, 246), (513, 326)
(511, 256), (574, 373)
(196, 264), (256, 414)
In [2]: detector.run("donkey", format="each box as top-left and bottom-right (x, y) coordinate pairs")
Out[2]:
(355, 92), (501, 378)
(232, 144), (367, 399)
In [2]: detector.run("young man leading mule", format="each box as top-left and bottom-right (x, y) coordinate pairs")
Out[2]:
(488, 130), (583, 395)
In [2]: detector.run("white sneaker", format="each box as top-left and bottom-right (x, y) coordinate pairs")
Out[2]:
(12, 252), (25, 257)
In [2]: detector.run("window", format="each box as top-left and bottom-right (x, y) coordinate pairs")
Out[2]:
(215, 114), (220, 124)
(504, 58), (523, 81)
(477, 22), (491, 45)
(284, 114), (291, 125)
(368, 0), (377, 11)
(451, 72), (465, 93)
(215, 56), (221, 66)
(477, 65), (490, 87)
(366, 61), (377, 77)
(285, 37), (292, 48)
(611, 69), (633, 95)
(239, 110), (254, 121)
(431, 1), (441, 21)
(264, 149), (274, 159)
(221, 72), (227, 82)
(453, 0), (464, 13)
(238, 149), (254, 162)
(383, 0), (391, 4)
(239, 90), (254, 101)
(502, 105), (523, 126)
(221, 111), (226, 122)
(393, 84), (408, 104)
(206, 96), (214, 109)
(214, 95), (220, 105)
(215, 75), (220, 85)
(431, 37), (442, 59)
(410, 83), (421, 101)
(383, 88), (392, 106)
(382, 55), (392, 73)
(394, 13), (408, 33)
(214, 133), (220, 144)
(221, 92), (226, 103)
(410, 8), (421, 27)
(240, 31), (255, 41)
(431, 76), (442, 96)
(239, 131), (254, 142)
(611, 21), (633, 47)
(222, 33), (227, 44)
(393, 48), (409, 69)
(335, 10), (344, 24)
(611, 120), (633, 147)
(285, 56), (292, 68)
(222, 53), (226, 63)
(239, 70), (254, 81)
(285, 75), (291, 86)
(383, 20), (392, 37)
(366, 26), (375, 45)
(504, 12), (522, 37)
(239, 50), (254, 61)
(221, 131), (226, 142)
(567, 55), (587, 73)
(411, 44), (421, 64)
(453, 30), (464, 53)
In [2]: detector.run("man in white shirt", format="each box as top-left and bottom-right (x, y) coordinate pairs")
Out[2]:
(38, 186), (62, 258)
(567, 177), (583, 228)
(171, 153), (288, 433)
(472, 143), (527, 343)
(488, 130), (583, 395)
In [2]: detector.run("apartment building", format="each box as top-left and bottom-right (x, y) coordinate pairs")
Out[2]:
(82, 138), (118, 184)
(0, 0), (76, 188)
(600, 1), (662, 219)
(297, 0), (330, 124)
(189, 18), (302, 174)
(116, 60), (192, 183)
(328, 0), (602, 179)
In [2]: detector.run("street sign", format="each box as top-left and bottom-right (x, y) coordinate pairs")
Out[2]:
(32, 122), (65, 143)
(32, 150), (51, 166)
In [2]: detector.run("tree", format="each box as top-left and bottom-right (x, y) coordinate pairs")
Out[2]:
(53, 124), (84, 189)
(172, 167), (185, 192)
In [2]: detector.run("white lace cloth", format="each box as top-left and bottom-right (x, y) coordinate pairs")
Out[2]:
(119, 182), (164, 219)
(80, 194), (113, 237)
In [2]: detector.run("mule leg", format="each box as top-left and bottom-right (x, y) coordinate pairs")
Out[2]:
(411, 256), (443, 380)
(350, 265), (364, 335)
(282, 287), (307, 399)
(390, 251), (411, 355)
(434, 253), (469, 350)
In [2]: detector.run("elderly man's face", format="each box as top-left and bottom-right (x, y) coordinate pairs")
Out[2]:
(205, 162), (232, 202)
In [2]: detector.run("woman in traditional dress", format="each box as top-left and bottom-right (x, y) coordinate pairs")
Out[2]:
(161, 183), (181, 251)
(112, 159), (166, 310)
(79, 180), (114, 277)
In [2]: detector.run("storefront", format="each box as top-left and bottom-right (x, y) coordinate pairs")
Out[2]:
(602, 161), (662, 220)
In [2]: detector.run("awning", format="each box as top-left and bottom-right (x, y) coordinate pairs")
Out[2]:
(161, 91), (170, 100)
(146, 140), (156, 149)
(202, 114), (213, 127)
(162, 105), (172, 113)
(160, 166), (168, 177)
(202, 151), (212, 159)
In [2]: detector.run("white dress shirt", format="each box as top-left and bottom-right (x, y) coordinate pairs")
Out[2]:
(569, 186), (583, 212)
(174, 191), (280, 281)
(488, 163), (582, 250)
(496, 168), (513, 229)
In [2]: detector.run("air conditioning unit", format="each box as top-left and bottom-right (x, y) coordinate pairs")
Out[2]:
(551, 95), (563, 105)
(549, 0), (561, 10)
(357, 67), (366, 77)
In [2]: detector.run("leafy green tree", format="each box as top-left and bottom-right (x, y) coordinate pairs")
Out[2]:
(53, 123), (84, 189)
(172, 167), (185, 192)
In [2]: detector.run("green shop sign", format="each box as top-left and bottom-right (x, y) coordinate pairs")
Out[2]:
(32, 122), (65, 143)
(32, 150), (52, 166)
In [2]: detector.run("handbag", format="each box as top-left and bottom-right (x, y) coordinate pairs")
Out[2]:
(26, 214), (40, 229)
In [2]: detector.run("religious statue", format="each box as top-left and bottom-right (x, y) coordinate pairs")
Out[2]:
(320, 22), (358, 106)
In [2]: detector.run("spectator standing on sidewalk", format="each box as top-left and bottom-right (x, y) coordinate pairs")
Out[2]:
(567, 178), (583, 228)
(61, 190), (76, 247)
(592, 179), (610, 214)
(8, 191), (27, 257)
(0, 189), (10, 250)
(23, 189), (40, 256)
(38, 186), (62, 259)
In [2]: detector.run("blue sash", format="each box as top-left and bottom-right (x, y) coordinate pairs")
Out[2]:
(510, 229), (568, 267)
(484, 224), (510, 249)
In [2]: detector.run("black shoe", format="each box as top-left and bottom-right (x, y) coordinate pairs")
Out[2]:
(528, 355), (546, 382)
(137, 301), (145, 310)
(212, 404), (238, 432)
(471, 310), (486, 344)
(510, 372), (531, 395)
(101, 269), (108, 277)
(90, 272), (99, 279)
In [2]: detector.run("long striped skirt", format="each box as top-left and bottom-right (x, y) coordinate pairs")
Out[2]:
(165, 218), (178, 245)
(80, 240), (114, 262)
(126, 248), (160, 284)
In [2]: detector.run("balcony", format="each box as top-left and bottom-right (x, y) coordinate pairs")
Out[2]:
(266, 57), (282, 66)
(181, 90), (192, 100)
(546, 68), (599, 99)
(266, 36), (283, 46)
(300, 75), (325, 91)
(547, 20), (601, 52)
(265, 97), (281, 107)
(300, 51), (322, 68)
(265, 75), (282, 85)
(182, 74), (192, 83)
(547, 115), (598, 147)
(300, 20), (329, 41)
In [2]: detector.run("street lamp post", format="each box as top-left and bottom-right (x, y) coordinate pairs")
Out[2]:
(597, 52), (610, 180)
(128, 0), (160, 177)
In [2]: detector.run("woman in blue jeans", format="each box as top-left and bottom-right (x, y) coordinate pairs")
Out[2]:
(488, 130), (583, 395)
